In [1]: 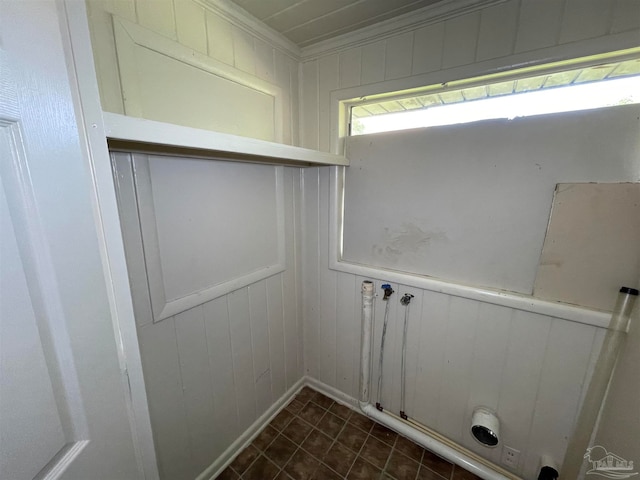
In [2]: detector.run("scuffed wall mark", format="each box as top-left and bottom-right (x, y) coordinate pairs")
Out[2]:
(256, 368), (271, 384)
(372, 222), (448, 263)
(539, 253), (564, 269)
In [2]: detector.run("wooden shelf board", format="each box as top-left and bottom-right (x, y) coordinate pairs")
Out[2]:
(103, 112), (349, 167)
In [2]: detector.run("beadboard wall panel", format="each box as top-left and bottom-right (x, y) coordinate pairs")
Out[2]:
(112, 17), (283, 141)
(86, 0), (299, 145)
(302, 167), (320, 379)
(300, 8), (638, 478)
(301, 61), (320, 150)
(360, 40), (386, 84)
(476, 1), (519, 61)
(301, 0), (640, 153)
(318, 55), (339, 159)
(113, 154), (303, 480)
(384, 32), (414, 80)
(442, 12), (481, 69)
(515, 0), (564, 53)
(411, 23), (444, 75)
(175, 0), (207, 54)
(300, 167), (606, 477)
(205, 11), (235, 66)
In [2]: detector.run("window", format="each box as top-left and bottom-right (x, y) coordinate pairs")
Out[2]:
(349, 51), (640, 136)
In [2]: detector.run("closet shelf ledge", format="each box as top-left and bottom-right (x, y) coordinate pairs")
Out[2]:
(102, 112), (349, 167)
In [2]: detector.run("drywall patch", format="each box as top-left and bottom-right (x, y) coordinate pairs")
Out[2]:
(534, 183), (640, 311)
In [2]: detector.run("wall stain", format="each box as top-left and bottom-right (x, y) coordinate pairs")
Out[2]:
(540, 253), (564, 269)
(372, 222), (448, 263)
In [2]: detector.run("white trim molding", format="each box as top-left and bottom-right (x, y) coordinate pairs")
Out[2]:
(198, 0), (507, 62)
(301, 0), (507, 60)
(196, 377), (306, 480)
(59, 2), (159, 477)
(103, 112), (349, 167)
(307, 378), (521, 480)
(327, 166), (611, 329)
(112, 16), (285, 144)
(130, 155), (287, 323)
(325, 34), (639, 330)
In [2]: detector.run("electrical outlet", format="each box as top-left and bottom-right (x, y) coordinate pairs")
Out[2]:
(502, 446), (520, 468)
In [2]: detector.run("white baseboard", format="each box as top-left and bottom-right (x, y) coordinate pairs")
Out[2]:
(196, 376), (515, 480)
(306, 378), (519, 480)
(304, 376), (361, 411)
(196, 377), (306, 480)
(198, 376), (410, 480)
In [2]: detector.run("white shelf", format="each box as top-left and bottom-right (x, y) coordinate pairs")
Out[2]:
(102, 112), (349, 167)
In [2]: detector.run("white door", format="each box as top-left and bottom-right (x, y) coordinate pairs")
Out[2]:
(1, 1), (144, 478)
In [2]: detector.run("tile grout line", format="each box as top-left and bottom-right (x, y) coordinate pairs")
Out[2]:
(286, 390), (374, 479)
(279, 395), (325, 479)
(343, 414), (375, 479)
(380, 430), (399, 478)
(237, 393), (312, 480)
(229, 387), (470, 480)
(297, 395), (365, 478)
(268, 391), (349, 479)
(325, 406), (378, 478)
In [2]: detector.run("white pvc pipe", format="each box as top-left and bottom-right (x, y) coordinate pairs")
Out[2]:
(359, 280), (515, 480)
(360, 281), (374, 406)
(561, 287), (638, 479)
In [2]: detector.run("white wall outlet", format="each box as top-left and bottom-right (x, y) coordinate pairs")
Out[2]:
(502, 446), (520, 469)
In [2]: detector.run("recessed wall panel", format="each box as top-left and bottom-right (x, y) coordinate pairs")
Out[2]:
(113, 17), (283, 142)
(132, 154), (285, 321)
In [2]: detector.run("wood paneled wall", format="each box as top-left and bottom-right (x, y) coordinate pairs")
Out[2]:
(114, 154), (303, 479)
(303, 168), (605, 479)
(90, 1), (640, 479)
(137, 273), (303, 479)
(300, 3), (639, 478)
(86, 0), (299, 145)
(300, 0), (640, 152)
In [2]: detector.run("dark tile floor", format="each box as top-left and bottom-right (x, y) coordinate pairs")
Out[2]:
(216, 387), (482, 480)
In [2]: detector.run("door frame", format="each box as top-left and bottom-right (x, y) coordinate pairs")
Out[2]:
(58, 1), (159, 478)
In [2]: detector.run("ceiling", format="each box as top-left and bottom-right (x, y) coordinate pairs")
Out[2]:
(229, 0), (444, 47)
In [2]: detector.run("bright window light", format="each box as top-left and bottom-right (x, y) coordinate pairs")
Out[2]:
(349, 55), (640, 136)
(353, 77), (639, 135)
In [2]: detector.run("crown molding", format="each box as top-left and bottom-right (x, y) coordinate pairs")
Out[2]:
(198, 0), (301, 60)
(300, 0), (506, 60)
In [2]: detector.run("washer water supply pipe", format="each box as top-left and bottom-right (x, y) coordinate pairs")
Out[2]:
(375, 284), (394, 411)
(561, 286), (638, 479)
(359, 281), (515, 480)
(399, 293), (414, 420)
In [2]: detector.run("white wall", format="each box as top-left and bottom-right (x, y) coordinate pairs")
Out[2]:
(86, 0), (300, 145)
(308, 269), (606, 478)
(86, 2), (307, 477)
(301, 0), (640, 152)
(84, 0), (640, 478)
(113, 153), (304, 479)
(300, 1), (640, 479)
(303, 166), (608, 479)
(343, 108), (640, 297)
